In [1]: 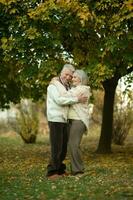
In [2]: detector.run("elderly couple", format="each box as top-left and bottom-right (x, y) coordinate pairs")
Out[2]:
(46, 64), (91, 180)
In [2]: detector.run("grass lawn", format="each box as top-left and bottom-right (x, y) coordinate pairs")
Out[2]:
(0, 129), (133, 200)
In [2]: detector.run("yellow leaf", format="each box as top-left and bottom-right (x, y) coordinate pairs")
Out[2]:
(1, 37), (8, 44)
(9, 8), (17, 14)
(125, 0), (133, 11)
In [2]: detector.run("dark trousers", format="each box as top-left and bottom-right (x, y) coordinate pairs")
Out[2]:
(46, 121), (69, 176)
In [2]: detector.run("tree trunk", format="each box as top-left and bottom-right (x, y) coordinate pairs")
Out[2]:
(96, 77), (118, 153)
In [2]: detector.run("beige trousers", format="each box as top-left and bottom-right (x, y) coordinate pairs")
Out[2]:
(68, 120), (86, 174)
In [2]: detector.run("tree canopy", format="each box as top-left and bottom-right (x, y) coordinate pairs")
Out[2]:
(0, 0), (133, 108)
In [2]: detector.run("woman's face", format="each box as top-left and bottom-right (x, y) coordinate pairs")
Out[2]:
(72, 74), (81, 86)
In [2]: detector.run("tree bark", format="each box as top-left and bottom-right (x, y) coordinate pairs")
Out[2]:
(96, 77), (119, 153)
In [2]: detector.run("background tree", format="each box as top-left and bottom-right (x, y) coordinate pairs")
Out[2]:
(0, 0), (22, 108)
(0, 0), (65, 108)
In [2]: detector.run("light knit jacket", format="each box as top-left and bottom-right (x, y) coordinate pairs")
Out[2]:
(67, 85), (91, 129)
(47, 79), (91, 129)
(46, 79), (78, 123)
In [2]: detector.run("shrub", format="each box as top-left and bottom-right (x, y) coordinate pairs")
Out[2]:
(0, 120), (9, 134)
(113, 90), (133, 145)
(91, 90), (104, 125)
(8, 100), (39, 143)
(113, 109), (133, 145)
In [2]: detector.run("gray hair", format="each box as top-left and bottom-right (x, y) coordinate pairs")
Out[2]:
(62, 63), (75, 73)
(74, 69), (88, 85)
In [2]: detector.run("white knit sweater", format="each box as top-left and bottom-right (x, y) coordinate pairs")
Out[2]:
(67, 85), (91, 129)
(46, 79), (78, 123)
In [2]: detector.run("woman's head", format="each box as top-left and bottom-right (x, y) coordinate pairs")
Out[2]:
(72, 70), (88, 86)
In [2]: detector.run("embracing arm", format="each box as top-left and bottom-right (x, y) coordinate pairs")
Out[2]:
(47, 85), (79, 105)
(68, 86), (91, 101)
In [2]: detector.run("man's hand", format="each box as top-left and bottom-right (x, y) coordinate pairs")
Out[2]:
(78, 93), (88, 103)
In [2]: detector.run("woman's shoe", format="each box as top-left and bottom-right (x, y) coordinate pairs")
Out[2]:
(71, 171), (84, 176)
(61, 172), (70, 176)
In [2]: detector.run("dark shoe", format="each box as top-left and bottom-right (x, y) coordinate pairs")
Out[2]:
(58, 163), (66, 175)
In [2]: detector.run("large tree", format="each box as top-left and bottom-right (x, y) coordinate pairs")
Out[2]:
(29, 0), (133, 153)
(1, 0), (133, 152)
(92, 0), (133, 153)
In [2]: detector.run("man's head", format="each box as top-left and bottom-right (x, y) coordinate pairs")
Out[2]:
(60, 64), (75, 84)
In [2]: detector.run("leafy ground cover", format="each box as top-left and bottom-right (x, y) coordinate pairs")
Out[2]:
(0, 131), (133, 200)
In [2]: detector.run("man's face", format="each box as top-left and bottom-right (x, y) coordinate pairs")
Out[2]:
(60, 69), (74, 84)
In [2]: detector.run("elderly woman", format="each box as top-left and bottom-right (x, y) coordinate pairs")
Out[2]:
(67, 69), (91, 176)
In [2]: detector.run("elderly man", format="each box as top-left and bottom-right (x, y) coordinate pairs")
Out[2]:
(46, 64), (87, 179)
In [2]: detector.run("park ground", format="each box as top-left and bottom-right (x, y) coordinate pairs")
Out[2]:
(0, 126), (133, 200)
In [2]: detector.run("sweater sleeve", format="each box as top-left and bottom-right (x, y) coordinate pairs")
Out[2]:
(68, 86), (91, 98)
(47, 85), (78, 105)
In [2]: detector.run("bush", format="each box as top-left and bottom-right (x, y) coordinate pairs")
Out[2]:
(0, 120), (9, 134)
(8, 100), (39, 143)
(113, 90), (133, 145)
(91, 90), (104, 125)
(113, 109), (133, 145)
